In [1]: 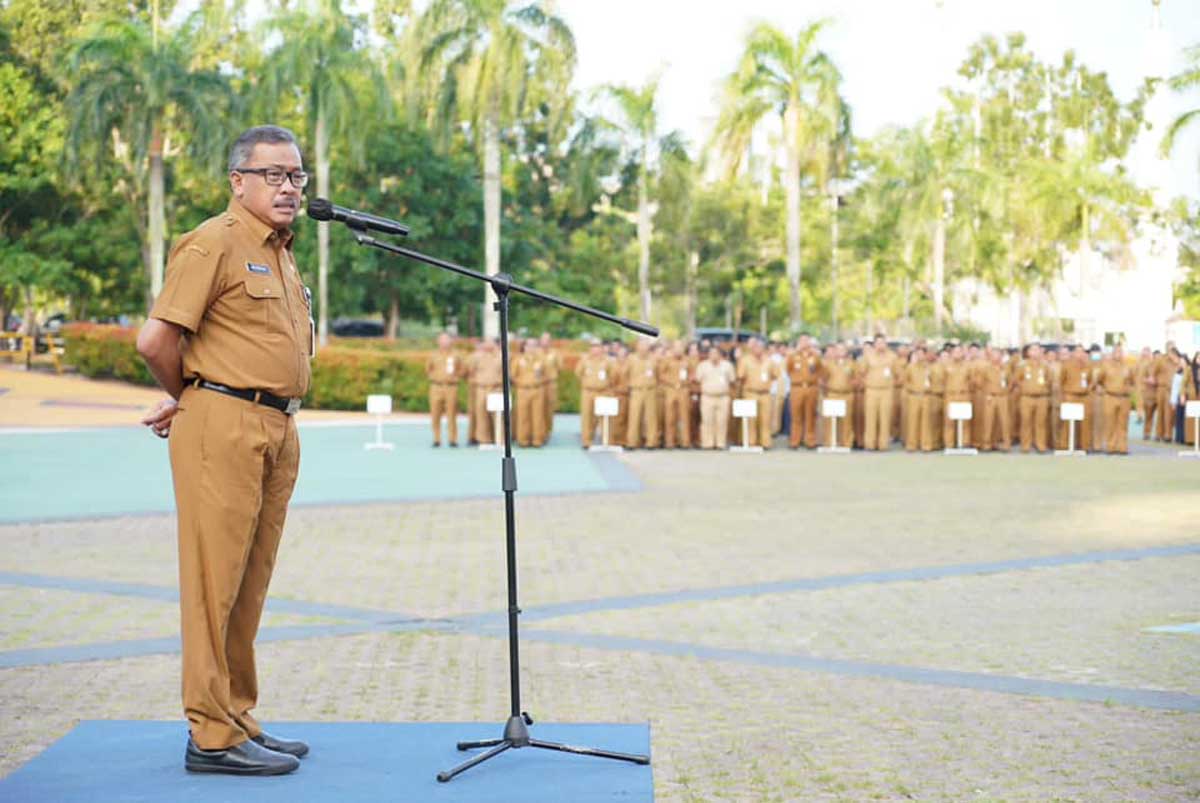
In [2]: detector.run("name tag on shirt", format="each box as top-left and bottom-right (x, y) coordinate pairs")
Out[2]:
(446, 358), (455, 374)
(883, 367), (891, 378)
(679, 368), (688, 381)
(598, 369), (606, 381)
(246, 262), (271, 275)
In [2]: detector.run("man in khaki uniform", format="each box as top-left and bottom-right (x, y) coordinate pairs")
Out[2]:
(1136, 347), (1156, 439)
(539, 332), (559, 437)
(893, 343), (909, 440)
(736, 339), (779, 449)
(786, 335), (824, 449)
(610, 343), (631, 447)
(861, 334), (896, 451)
(464, 340), (482, 444)
(1018, 343), (1051, 452)
(1046, 349), (1064, 449)
(1096, 344), (1135, 454)
(943, 345), (974, 448)
(658, 341), (692, 448)
(686, 342), (703, 447)
(1059, 346), (1095, 452)
(512, 339), (547, 447)
(136, 125), (310, 775)
(822, 343), (856, 448)
(902, 348), (926, 451)
(576, 341), (614, 448)
(426, 332), (463, 447)
(978, 348), (1011, 451)
(625, 339), (660, 449)
(470, 338), (503, 445)
(922, 349), (947, 452)
(696, 345), (735, 448)
(1153, 344), (1176, 440)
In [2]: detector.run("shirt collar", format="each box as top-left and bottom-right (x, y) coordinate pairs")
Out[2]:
(227, 198), (295, 249)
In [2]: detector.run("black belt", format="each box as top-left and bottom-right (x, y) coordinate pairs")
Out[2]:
(192, 378), (302, 415)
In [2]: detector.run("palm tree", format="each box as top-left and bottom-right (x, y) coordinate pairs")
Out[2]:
(713, 20), (841, 333)
(66, 6), (231, 309)
(599, 77), (666, 323)
(1161, 44), (1200, 158)
(421, 0), (575, 338)
(260, 0), (387, 347)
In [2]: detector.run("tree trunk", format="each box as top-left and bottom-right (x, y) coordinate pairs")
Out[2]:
(387, 293), (400, 339)
(316, 109), (330, 347)
(147, 120), (166, 308)
(933, 211), (946, 335)
(830, 186), (839, 339)
(637, 154), (652, 323)
(686, 250), (698, 339)
(783, 103), (803, 333)
(482, 114), (501, 339)
(1079, 202), (1090, 293)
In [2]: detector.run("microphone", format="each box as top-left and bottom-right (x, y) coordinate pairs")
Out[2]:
(307, 198), (410, 238)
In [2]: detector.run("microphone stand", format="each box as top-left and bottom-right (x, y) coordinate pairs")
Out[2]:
(348, 232), (655, 783)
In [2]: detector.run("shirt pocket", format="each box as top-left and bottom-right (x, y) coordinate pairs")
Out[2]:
(242, 277), (287, 332)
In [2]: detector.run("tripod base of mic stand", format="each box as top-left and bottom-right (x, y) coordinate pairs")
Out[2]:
(436, 714), (650, 783)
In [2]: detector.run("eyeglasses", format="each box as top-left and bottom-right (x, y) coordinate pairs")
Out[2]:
(235, 167), (309, 188)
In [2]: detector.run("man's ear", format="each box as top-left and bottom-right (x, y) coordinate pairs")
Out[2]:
(229, 171), (244, 198)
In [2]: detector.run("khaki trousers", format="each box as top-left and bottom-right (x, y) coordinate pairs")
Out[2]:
(980, 394), (1011, 451)
(1141, 386), (1156, 439)
(472, 384), (500, 445)
(943, 395), (972, 448)
(789, 385), (819, 448)
(626, 387), (660, 447)
(1104, 394), (1131, 453)
(700, 394), (730, 448)
(1020, 395), (1049, 452)
(544, 381), (557, 435)
(613, 393), (629, 447)
(821, 393), (853, 447)
(169, 387), (299, 750)
(516, 384), (546, 446)
(662, 387), (691, 447)
(429, 383), (458, 445)
(1059, 393), (1091, 451)
(863, 387), (893, 450)
(920, 394), (943, 452)
(903, 391), (922, 450)
(1155, 387), (1173, 440)
(740, 391), (772, 448)
(580, 388), (615, 447)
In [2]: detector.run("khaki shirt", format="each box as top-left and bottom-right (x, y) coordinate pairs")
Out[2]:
(472, 351), (503, 387)
(737, 353), (778, 394)
(944, 361), (972, 397)
(903, 361), (926, 393)
(542, 349), (560, 382)
(927, 361), (947, 395)
(1060, 361), (1094, 398)
(1018, 359), (1050, 396)
(511, 353), (545, 388)
(785, 350), (824, 386)
(151, 198), (312, 397)
(824, 358), (856, 394)
(656, 355), (689, 390)
(1096, 358), (1135, 396)
(426, 350), (462, 385)
(627, 354), (658, 390)
(696, 359), (735, 395)
(860, 349), (896, 390)
(979, 361), (1009, 395)
(576, 355), (614, 392)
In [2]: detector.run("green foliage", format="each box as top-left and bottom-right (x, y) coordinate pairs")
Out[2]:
(61, 324), (155, 385)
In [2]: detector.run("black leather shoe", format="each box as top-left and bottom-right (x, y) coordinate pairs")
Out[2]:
(252, 731), (309, 758)
(185, 737), (299, 775)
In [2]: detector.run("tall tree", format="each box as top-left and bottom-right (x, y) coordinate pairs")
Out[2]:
(421, 0), (575, 338)
(66, 5), (232, 308)
(1162, 44), (1200, 159)
(714, 19), (841, 333)
(260, 0), (387, 346)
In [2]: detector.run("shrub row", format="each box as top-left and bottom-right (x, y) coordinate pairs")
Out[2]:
(61, 324), (581, 412)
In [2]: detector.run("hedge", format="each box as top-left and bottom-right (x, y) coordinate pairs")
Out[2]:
(60, 324), (581, 413)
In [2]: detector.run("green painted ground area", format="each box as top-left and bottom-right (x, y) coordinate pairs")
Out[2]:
(0, 416), (617, 523)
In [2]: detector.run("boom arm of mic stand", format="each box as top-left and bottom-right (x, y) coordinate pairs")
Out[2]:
(352, 233), (659, 338)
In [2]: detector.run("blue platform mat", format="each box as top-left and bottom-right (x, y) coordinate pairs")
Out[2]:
(0, 720), (653, 802)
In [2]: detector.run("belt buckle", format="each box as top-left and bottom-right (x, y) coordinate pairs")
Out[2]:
(285, 397), (302, 415)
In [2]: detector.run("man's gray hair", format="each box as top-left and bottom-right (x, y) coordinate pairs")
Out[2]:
(228, 125), (301, 172)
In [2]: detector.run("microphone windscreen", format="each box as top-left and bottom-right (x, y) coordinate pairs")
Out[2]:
(306, 198), (334, 221)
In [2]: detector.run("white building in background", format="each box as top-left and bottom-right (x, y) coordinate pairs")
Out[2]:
(953, 0), (1194, 353)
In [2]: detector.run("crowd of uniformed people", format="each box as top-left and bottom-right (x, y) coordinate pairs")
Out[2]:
(425, 330), (1200, 455)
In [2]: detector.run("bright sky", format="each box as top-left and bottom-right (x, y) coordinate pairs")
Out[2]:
(558, 0), (1200, 202)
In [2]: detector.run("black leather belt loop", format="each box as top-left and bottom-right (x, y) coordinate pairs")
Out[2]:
(191, 378), (302, 415)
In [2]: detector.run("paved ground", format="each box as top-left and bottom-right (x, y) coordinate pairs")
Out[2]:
(1, 367), (1198, 801)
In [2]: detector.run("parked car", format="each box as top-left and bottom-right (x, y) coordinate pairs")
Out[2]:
(331, 318), (385, 337)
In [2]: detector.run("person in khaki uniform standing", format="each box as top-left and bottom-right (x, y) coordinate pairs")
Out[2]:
(736, 339), (779, 449)
(943, 345), (974, 448)
(921, 349), (947, 452)
(1059, 346), (1095, 452)
(610, 343), (631, 447)
(687, 341), (703, 446)
(821, 343), (857, 448)
(426, 332), (463, 447)
(861, 334), (896, 451)
(1153, 344), (1176, 440)
(786, 335), (824, 449)
(978, 348), (1011, 451)
(576, 341), (614, 448)
(539, 332), (559, 437)
(512, 339), (547, 447)
(658, 341), (692, 448)
(136, 125), (310, 775)
(1136, 347), (1156, 439)
(1095, 344), (1135, 454)
(1018, 343), (1051, 453)
(464, 340), (482, 445)
(625, 339), (660, 449)
(902, 348), (926, 451)
(470, 338), (503, 445)
(696, 345), (735, 448)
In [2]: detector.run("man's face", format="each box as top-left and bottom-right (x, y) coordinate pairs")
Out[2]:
(1030, 345), (1042, 360)
(874, 337), (886, 353)
(230, 142), (303, 230)
(708, 348), (720, 362)
(437, 333), (451, 350)
(589, 344), (602, 358)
